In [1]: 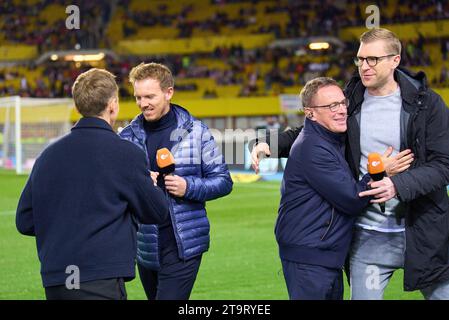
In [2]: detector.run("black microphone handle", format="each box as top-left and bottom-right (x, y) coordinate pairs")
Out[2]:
(159, 164), (175, 175)
(370, 171), (401, 224)
(369, 171), (386, 214)
(370, 171), (385, 181)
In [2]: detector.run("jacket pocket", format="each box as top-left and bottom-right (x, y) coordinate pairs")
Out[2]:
(320, 208), (335, 241)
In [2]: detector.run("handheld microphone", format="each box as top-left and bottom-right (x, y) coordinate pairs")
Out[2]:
(367, 153), (386, 214)
(156, 148), (175, 175)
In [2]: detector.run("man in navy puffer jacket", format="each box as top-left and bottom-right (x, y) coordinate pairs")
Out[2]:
(276, 77), (371, 300)
(119, 62), (233, 300)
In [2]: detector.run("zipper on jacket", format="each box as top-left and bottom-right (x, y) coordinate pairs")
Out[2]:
(414, 138), (421, 152)
(408, 109), (421, 166)
(407, 92), (426, 154)
(163, 188), (185, 259)
(171, 122), (194, 155)
(158, 121), (193, 260)
(320, 207), (335, 241)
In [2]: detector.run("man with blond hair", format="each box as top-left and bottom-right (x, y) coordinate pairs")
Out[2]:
(119, 62), (233, 300)
(251, 28), (449, 299)
(16, 68), (168, 299)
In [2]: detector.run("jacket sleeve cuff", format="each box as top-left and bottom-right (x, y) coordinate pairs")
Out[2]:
(183, 176), (193, 199)
(390, 175), (408, 202)
(360, 173), (371, 189)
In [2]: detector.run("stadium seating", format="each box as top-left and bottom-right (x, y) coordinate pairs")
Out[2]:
(1, 0), (449, 100)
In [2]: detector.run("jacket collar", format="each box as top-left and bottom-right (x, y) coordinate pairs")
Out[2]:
(129, 103), (194, 143)
(72, 117), (114, 132)
(345, 66), (427, 114)
(394, 67), (427, 106)
(303, 118), (346, 145)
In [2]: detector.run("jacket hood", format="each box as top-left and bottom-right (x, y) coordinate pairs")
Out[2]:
(344, 66), (428, 114)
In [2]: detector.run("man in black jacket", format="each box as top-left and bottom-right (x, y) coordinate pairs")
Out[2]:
(16, 68), (168, 300)
(251, 28), (449, 299)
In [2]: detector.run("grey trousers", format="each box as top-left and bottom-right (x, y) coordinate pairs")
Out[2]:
(349, 228), (449, 300)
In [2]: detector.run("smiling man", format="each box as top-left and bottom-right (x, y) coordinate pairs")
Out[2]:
(251, 28), (449, 300)
(275, 77), (371, 300)
(119, 62), (233, 300)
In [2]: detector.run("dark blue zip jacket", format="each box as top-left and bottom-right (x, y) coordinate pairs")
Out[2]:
(119, 104), (233, 270)
(275, 118), (371, 269)
(16, 117), (168, 287)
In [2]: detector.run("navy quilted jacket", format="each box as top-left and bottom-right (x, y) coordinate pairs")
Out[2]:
(119, 104), (233, 270)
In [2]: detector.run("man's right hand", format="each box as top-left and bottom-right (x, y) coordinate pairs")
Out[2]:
(251, 142), (271, 174)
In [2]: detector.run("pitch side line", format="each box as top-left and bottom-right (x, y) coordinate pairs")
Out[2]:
(0, 210), (15, 216)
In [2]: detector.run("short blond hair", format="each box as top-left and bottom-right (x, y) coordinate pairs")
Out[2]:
(129, 62), (174, 91)
(360, 28), (401, 56)
(300, 77), (340, 109)
(72, 68), (118, 117)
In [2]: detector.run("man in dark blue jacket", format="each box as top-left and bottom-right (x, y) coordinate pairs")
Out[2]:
(16, 68), (168, 300)
(276, 77), (371, 300)
(119, 62), (233, 300)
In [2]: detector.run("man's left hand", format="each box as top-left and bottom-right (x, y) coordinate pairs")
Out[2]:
(164, 175), (187, 197)
(358, 177), (397, 203)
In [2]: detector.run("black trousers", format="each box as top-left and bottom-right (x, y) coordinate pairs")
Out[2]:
(138, 253), (202, 300)
(45, 278), (127, 300)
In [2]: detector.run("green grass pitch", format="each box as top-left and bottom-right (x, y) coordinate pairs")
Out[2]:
(0, 169), (424, 299)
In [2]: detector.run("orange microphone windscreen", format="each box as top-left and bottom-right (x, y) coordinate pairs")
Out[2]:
(156, 148), (175, 170)
(367, 152), (385, 175)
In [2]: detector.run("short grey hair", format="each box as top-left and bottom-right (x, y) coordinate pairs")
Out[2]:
(300, 77), (340, 109)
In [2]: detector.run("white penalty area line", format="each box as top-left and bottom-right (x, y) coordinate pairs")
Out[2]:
(0, 210), (15, 216)
(233, 183), (280, 190)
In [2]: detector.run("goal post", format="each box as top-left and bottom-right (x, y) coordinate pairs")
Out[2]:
(0, 96), (74, 174)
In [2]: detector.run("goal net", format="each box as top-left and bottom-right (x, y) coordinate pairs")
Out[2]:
(0, 96), (74, 174)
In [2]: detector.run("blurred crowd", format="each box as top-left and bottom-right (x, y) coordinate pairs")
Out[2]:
(3, 33), (449, 98)
(0, 0), (111, 53)
(1, 0), (449, 98)
(118, 0), (449, 39)
(2, 0), (449, 49)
